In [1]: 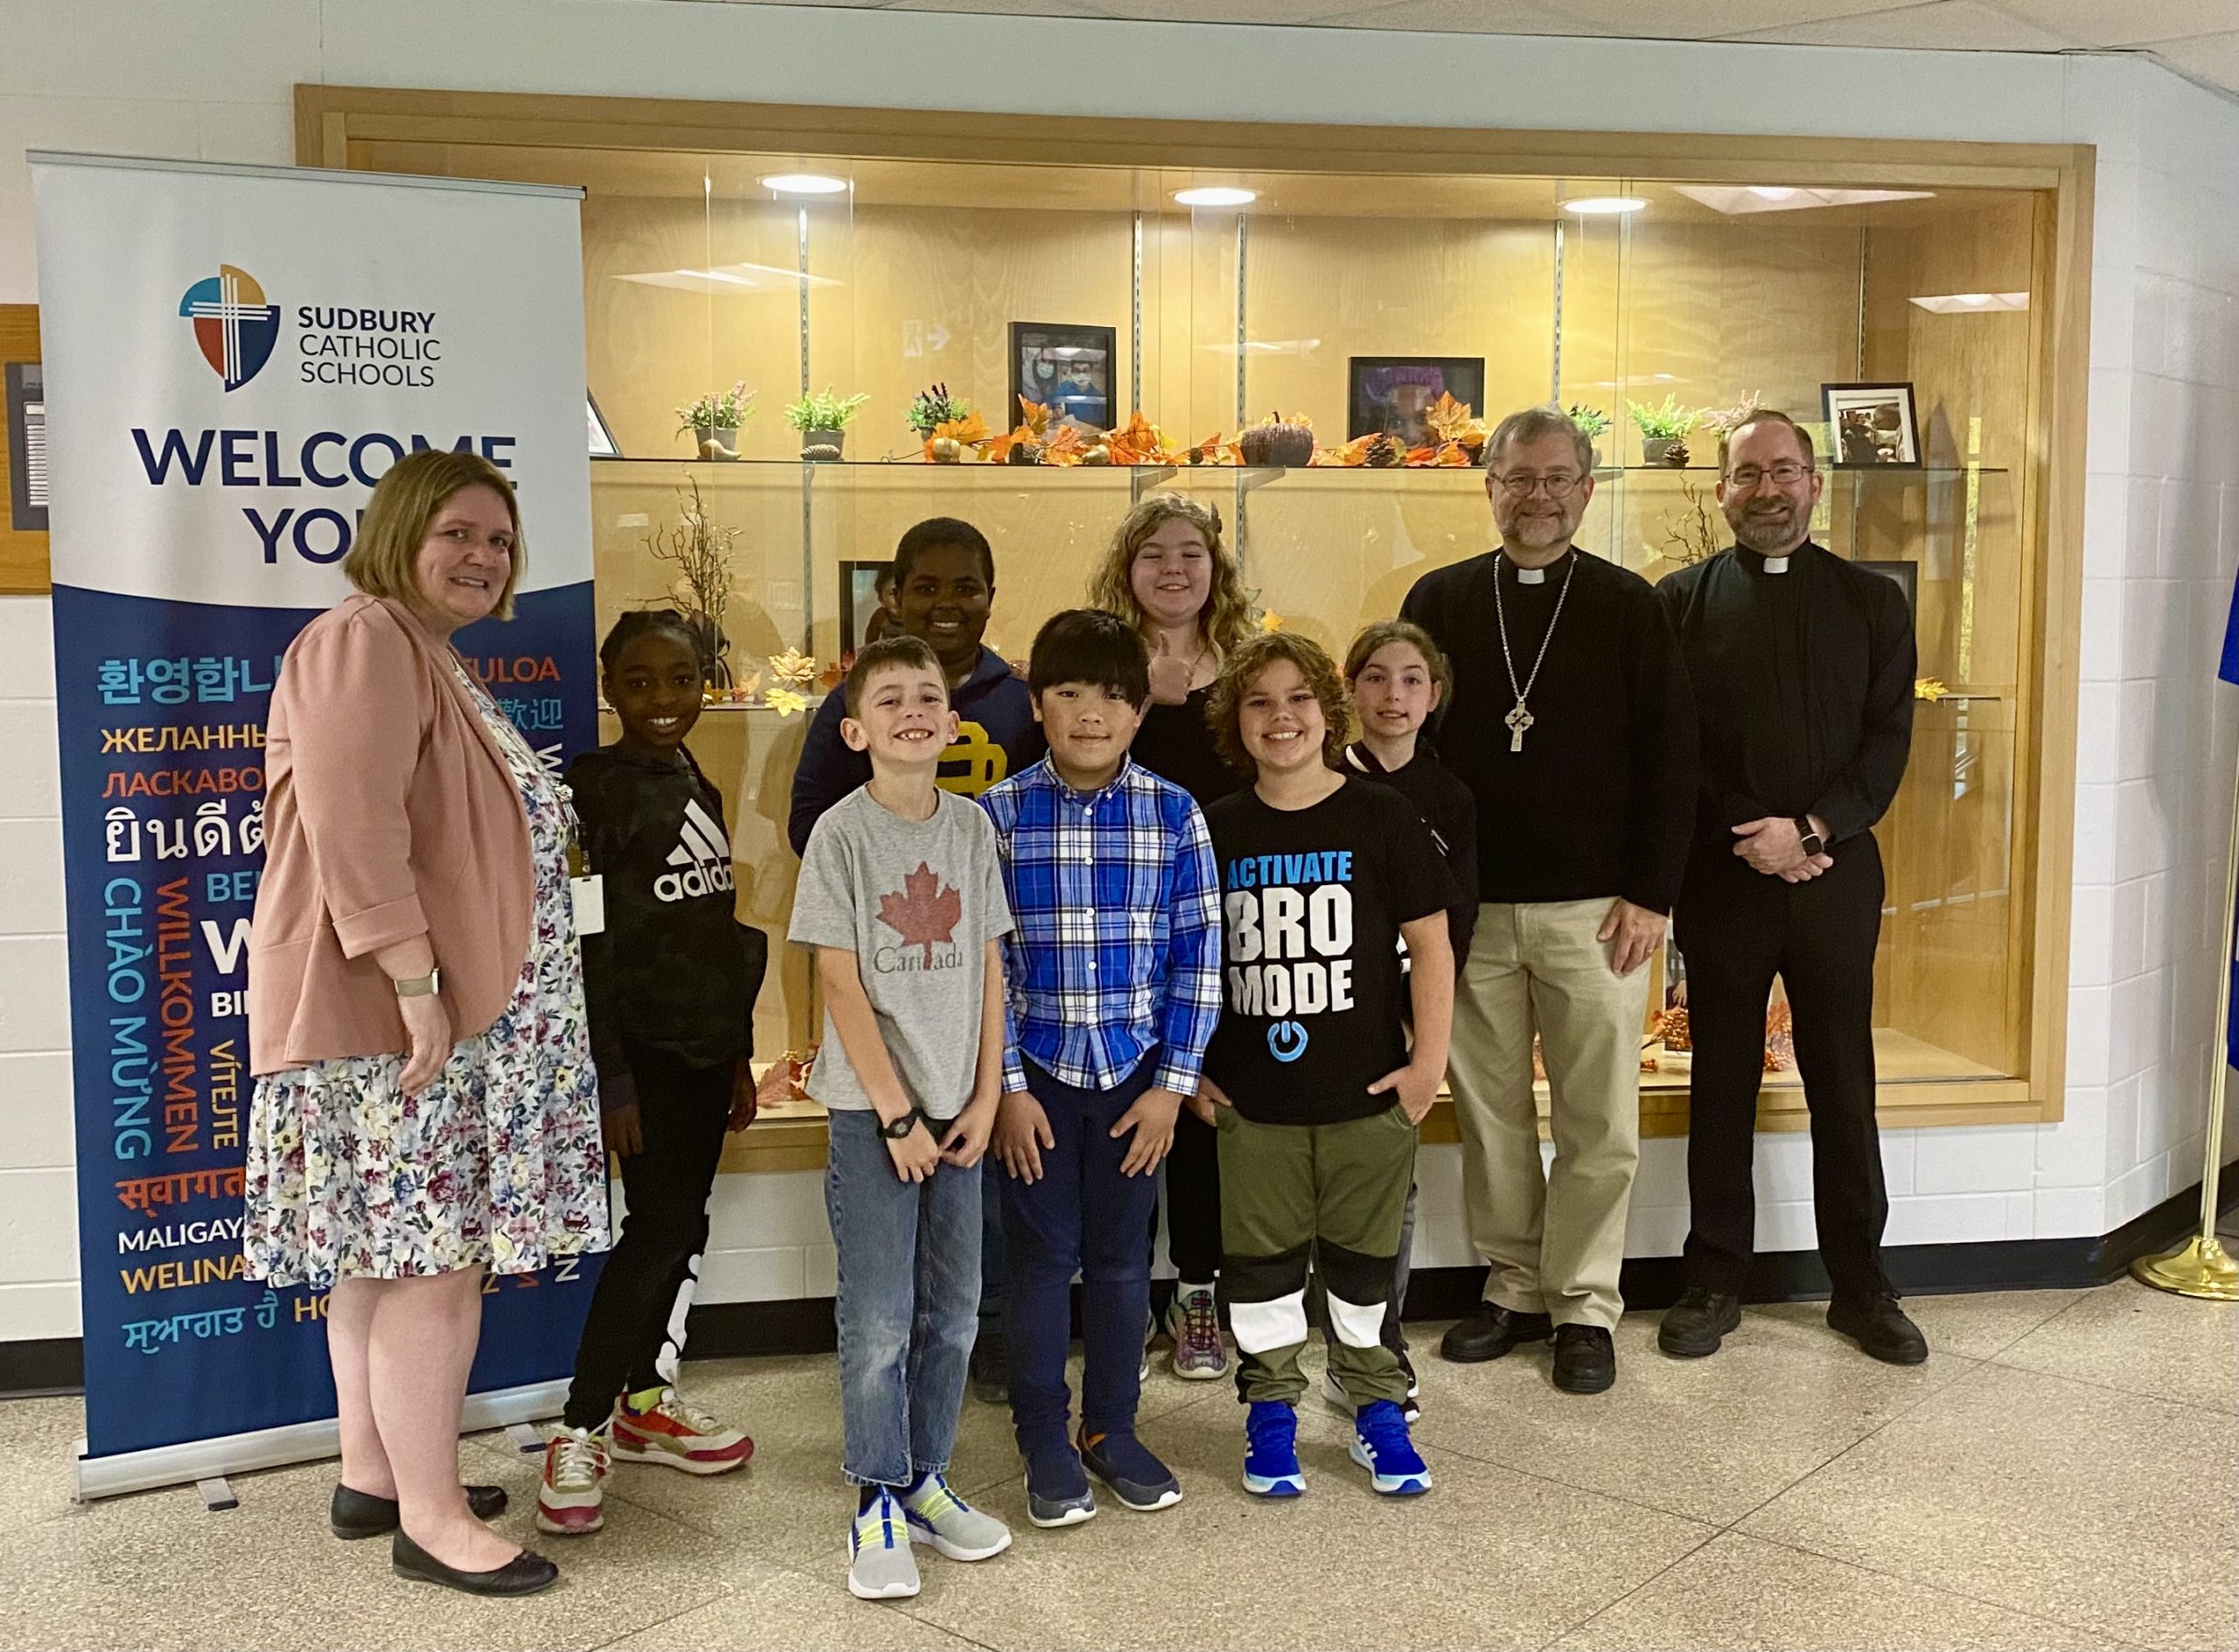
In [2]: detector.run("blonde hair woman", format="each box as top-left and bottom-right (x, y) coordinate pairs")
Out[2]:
(1086, 492), (1254, 810)
(244, 449), (608, 1597)
(1084, 491), (1253, 1383)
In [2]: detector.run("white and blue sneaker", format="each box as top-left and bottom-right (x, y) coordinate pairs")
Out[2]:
(1241, 1399), (1307, 1498)
(847, 1486), (921, 1599)
(903, 1471), (1013, 1561)
(1350, 1398), (1432, 1496)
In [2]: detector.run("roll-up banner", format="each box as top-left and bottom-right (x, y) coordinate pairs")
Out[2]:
(31, 154), (603, 1498)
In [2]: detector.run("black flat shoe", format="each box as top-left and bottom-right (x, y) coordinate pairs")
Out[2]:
(1552, 1325), (1615, 1394)
(391, 1530), (558, 1597)
(1439, 1300), (1552, 1363)
(969, 1330), (1009, 1405)
(1657, 1287), (1741, 1358)
(1828, 1292), (1929, 1365)
(332, 1482), (509, 1539)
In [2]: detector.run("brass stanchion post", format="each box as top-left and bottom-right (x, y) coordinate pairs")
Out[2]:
(2130, 742), (2239, 1300)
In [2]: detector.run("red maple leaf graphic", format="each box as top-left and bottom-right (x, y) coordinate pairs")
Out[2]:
(876, 861), (963, 965)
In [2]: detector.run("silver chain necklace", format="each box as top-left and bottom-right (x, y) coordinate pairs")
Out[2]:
(1493, 551), (1574, 752)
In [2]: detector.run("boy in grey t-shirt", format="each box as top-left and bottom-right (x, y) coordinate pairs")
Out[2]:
(787, 635), (1015, 1602)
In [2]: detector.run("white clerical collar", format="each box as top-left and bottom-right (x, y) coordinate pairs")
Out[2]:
(1763, 555), (1789, 575)
(1517, 565), (1545, 584)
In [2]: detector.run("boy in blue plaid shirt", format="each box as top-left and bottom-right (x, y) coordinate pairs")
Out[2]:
(981, 610), (1222, 1528)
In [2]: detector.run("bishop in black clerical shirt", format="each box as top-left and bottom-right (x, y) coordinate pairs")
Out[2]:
(1655, 408), (1928, 1369)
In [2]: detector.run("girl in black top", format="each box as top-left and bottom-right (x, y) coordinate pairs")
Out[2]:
(1086, 493), (1254, 1377)
(541, 611), (768, 1538)
(1342, 619), (1480, 963)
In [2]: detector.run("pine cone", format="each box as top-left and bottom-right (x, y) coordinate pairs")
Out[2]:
(1663, 439), (1691, 468)
(1365, 431), (1405, 468)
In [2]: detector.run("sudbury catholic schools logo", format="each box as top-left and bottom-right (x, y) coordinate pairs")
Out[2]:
(178, 265), (281, 391)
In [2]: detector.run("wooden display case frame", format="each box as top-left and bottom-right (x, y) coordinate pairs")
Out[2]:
(293, 85), (2092, 1162)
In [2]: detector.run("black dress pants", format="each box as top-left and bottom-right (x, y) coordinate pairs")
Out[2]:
(1673, 833), (1893, 1301)
(1149, 1107), (1224, 1320)
(563, 1042), (733, 1428)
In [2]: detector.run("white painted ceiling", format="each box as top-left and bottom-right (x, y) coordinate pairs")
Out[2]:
(701, 0), (2238, 96)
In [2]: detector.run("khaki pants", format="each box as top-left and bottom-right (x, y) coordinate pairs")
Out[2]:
(1447, 898), (1647, 1329)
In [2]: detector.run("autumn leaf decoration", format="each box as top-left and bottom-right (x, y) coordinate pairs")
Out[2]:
(1016, 396), (1052, 438)
(1104, 409), (1167, 466)
(1423, 391), (1479, 445)
(878, 861), (964, 965)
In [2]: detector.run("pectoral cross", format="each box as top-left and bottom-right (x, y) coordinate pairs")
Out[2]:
(1505, 701), (1535, 752)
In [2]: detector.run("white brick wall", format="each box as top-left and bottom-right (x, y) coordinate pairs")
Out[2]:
(3, 3), (2236, 1337)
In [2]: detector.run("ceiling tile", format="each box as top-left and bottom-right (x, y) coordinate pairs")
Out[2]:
(1317, 0), (1603, 32)
(1730, 1), (2075, 50)
(2145, 29), (2239, 92)
(1529, 2), (1905, 40)
(1988, 2), (2236, 49)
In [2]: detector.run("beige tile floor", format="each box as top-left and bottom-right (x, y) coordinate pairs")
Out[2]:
(0, 1278), (2231, 1652)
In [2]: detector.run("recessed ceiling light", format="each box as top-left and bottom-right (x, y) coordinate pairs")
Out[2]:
(759, 173), (848, 195)
(1561, 196), (1647, 215)
(1908, 290), (2029, 314)
(1675, 185), (1936, 215)
(1174, 186), (1257, 207)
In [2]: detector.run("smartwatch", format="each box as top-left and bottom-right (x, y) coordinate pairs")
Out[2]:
(1794, 818), (1826, 857)
(394, 967), (442, 999)
(880, 1109), (924, 1140)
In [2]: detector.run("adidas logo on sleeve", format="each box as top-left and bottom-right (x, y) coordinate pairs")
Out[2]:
(655, 798), (736, 902)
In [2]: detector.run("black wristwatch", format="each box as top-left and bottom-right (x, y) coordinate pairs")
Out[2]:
(1795, 817), (1827, 857)
(880, 1109), (925, 1140)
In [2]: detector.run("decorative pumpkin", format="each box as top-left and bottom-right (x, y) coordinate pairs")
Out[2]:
(928, 436), (965, 464)
(1079, 443), (1113, 466)
(1238, 412), (1315, 468)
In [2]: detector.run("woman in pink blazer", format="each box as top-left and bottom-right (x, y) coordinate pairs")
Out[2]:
(245, 449), (608, 1597)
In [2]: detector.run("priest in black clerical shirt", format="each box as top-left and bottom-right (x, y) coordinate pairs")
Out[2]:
(1656, 409), (1928, 1367)
(1403, 406), (1697, 1396)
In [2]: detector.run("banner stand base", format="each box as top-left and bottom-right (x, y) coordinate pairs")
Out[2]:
(194, 1476), (237, 1513)
(73, 1380), (568, 1503)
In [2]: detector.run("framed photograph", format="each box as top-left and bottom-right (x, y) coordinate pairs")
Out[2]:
(838, 560), (897, 657)
(1009, 322), (1115, 435)
(1347, 356), (1487, 446)
(1853, 558), (1919, 616)
(1821, 381), (1921, 468)
(587, 393), (621, 459)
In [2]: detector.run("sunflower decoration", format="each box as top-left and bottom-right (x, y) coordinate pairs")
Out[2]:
(1915, 677), (1951, 702)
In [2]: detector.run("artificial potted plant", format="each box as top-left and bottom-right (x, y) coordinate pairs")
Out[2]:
(1565, 404), (1613, 468)
(785, 387), (870, 460)
(1627, 394), (1698, 467)
(676, 381), (754, 460)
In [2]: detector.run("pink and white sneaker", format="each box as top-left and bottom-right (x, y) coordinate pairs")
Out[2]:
(536, 1425), (610, 1536)
(610, 1386), (755, 1475)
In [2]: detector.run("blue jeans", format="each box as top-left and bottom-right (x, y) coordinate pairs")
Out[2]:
(1000, 1056), (1161, 1453)
(825, 1108), (981, 1488)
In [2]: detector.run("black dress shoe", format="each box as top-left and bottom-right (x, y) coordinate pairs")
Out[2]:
(969, 1328), (1009, 1405)
(1828, 1292), (1929, 1365)
(331, 1482), (508, 1539)
(1439, 1300), (1552, 1363)
(391, 1530), (558, 1597)
(1552, 1325), (1615, 1394)
(1657, 1287), (1741, 1358)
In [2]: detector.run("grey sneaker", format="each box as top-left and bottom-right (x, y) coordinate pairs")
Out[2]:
(902, 1472), (1012, 1561)
(847, 1488), (921, 1600)
(1166, 1286), (1229, 1380)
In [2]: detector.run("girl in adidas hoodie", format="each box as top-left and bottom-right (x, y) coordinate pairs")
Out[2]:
(539, 610), (769, 1537)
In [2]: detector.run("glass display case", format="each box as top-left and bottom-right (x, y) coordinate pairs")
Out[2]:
(314, 89), (2086, 1138)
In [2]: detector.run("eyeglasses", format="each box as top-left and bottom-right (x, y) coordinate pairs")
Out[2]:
(1725, 462), (1816, 488)
(1492, 471), (1585, 498)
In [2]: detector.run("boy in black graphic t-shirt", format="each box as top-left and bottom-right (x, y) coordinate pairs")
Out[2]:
(1198, 633), (1454, 1501)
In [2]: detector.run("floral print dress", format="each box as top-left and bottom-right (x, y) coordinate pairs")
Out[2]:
(243, 666), (610, 1290)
